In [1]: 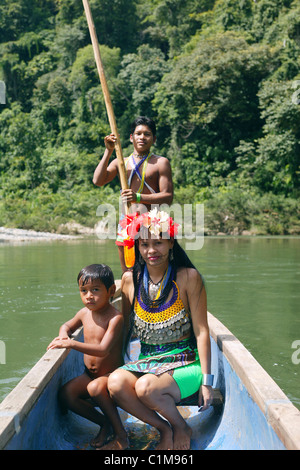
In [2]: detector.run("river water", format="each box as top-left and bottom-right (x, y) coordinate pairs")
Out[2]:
(0, 237), (299, 409)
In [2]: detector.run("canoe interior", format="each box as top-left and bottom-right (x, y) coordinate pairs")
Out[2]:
(1, 288), (299, 450)
(1, 328), (288, 450)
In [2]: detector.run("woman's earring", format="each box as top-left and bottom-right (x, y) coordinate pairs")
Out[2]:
(139, 253), (145, 265)
(169, 249), (174, 262)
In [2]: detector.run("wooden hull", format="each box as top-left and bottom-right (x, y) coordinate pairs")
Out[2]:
(1, 295), (299, 450)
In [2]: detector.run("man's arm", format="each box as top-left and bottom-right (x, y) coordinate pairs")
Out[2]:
(93, 134), (119, 186)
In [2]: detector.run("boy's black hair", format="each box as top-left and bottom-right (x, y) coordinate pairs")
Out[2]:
(131, 116), (156, 137)
(77, 264), (114, 291)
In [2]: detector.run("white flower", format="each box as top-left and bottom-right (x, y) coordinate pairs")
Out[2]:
(146, 209), (170, 236)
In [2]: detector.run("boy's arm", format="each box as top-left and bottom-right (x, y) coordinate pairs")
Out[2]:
(70, 314), (124, 356)
(47, 311), (83, 350)
(48, 313), (124, 357)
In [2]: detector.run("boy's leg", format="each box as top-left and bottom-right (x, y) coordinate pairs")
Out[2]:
(87, 376), (128, 450)
(59, 373), (106, 428)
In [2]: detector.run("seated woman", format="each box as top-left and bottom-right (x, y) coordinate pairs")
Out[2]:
(107, 209), (213, 450)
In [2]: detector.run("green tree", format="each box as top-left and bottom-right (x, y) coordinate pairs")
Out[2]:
(0, 103), (46, 190)
(153, 32), (277, 185)
(136, 0), (215, 57)
(117, 44), (169, 128)
(253, 79), (300, 195)
(0, 0), (57, 42)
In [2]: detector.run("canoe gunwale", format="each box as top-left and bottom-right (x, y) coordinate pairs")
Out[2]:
(208, 312), (300, 450)
(0, 279), (299, 450)
(0, 327), (83, 450)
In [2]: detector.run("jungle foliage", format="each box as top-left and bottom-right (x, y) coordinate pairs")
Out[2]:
(0, 0), (299, 235)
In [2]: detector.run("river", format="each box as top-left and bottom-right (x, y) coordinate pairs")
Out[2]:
(0, 236), (299, 409)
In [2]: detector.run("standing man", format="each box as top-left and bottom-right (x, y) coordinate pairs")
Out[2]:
(93, 116), (173, 272)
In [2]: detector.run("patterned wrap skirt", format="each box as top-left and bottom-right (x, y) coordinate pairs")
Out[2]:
(120, 336), (203, 400)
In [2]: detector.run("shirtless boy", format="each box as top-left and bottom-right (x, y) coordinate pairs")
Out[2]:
(93, 116), (174, 271)
(47, 264), (128, 450)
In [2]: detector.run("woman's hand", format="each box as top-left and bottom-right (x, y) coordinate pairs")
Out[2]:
(198, 385), (213, 411)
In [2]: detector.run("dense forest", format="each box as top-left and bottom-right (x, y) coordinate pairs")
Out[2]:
(0, 0), (299, 235)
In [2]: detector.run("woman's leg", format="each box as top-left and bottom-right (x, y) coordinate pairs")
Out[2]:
(134, 372), (192, 450)
(108, 369), (173, 450)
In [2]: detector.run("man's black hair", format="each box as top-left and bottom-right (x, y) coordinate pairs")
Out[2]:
(131, 116), (156, 137)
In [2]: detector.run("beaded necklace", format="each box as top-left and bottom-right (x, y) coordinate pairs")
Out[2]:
(140, 264), (174, 309)
(134, 278), (191, 344)
(125, 153), (155, 194)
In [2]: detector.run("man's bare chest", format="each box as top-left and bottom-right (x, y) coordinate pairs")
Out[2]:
(126, 159), (159, 190)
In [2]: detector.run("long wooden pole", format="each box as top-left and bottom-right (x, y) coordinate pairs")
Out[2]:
(82, 0), (129, 199)
(83, 0), (135, 268)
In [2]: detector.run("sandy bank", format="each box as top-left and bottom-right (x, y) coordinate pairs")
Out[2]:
(0, 227), (78, 243)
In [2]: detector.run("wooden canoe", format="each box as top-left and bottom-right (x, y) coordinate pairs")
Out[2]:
(1, 281), (299, 450)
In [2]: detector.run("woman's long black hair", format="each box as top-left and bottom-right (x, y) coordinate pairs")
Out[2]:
(132, 238), (197, 301)
(124, 237), (200, 354)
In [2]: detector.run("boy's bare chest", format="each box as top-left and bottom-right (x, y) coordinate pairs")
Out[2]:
(82, 316), (108, 342)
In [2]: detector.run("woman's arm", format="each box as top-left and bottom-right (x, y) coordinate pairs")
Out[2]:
(121, 271), (135, 338)
(185, 268), (213, 411)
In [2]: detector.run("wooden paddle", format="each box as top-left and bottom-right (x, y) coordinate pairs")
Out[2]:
(82, 0), (134, 268)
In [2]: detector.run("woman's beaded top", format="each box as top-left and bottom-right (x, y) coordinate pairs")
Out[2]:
(133, 280), (192, 344)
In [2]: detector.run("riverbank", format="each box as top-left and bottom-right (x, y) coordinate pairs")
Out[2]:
(0, 226), (77, 243)
(0, 222), (106, 243)
(2, 223), (300, 243)
(1, 186), (299, 237)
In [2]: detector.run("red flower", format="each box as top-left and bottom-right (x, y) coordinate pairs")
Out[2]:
(123, 237), (135, 248)
(168, 219), (179, 238)
(120, 212), (139, 230)
(120, 212), (143, 243)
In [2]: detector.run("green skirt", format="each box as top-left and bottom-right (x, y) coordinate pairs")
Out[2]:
(121, 337), (203, 400)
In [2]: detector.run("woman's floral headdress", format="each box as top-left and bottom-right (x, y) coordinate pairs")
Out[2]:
(120, 208), (180, 249)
